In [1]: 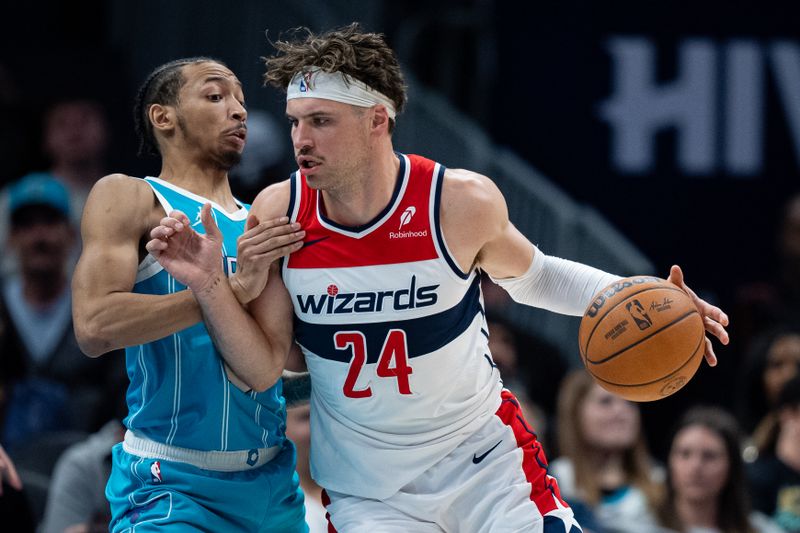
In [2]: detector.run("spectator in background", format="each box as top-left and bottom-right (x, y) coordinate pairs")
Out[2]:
(657, 406), (781, 533)
(0, 442), (35, 532)
(229, 108), (288, 201)
(39, 419), (125, 533)
(480, 270), (513, 313)
(0, 173), (122, 451)
(738, 325), (800, 453)
(486, 311), (567, 417)
(42, 97), (110, 220)
(0, 63), (38, 186)
(486, 315), (526, 393)
(748, 375), (800, 532)
(38, 373), (127, 533)
(551, 369), (663, 533)
(485, 314), (564, 447)
(0, 97), (112, 275)
(732, 192), (800, 368)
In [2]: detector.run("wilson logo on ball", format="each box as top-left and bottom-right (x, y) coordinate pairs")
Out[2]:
(585, 276), (660, 318)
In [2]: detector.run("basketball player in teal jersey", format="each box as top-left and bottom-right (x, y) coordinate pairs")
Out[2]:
(147, 26), (731, 533)
(71, 58), (308, 532)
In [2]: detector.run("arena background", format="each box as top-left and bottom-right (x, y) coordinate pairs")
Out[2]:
(1, 0), (797, 459)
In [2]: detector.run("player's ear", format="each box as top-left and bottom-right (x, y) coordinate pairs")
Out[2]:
(371, 105), (390, 134)
(149, 103), (176, 134)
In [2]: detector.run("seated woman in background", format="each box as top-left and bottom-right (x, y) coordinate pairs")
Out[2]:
(747, 375), (800, 532)
(550, 369), (663, 533)
(738, 324), (800, 456)
(657, 406), (781, 533)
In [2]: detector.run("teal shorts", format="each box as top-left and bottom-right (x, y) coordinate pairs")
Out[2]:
(106, 442), (308, 532)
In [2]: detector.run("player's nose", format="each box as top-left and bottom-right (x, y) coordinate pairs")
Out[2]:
(292, 121), (313, 150)
(231, 102), (247, 123)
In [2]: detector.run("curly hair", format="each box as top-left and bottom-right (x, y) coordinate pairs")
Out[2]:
(262, 23), (407, 128)
(133, 57), (226, 157)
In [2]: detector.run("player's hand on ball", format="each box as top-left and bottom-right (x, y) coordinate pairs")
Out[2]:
(667, 265), (729, 367)
(579, 276), (705, 401)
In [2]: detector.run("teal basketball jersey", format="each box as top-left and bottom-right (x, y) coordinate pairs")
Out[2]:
(124, 177), (286, 451)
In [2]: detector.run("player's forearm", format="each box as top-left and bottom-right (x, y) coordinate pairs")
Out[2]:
(491, 248), (621, 316)
(74, 290), (202, 357)
(196, 275), (287, 392)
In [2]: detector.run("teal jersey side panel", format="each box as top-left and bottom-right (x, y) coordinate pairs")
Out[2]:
(123, 177), (286, 452)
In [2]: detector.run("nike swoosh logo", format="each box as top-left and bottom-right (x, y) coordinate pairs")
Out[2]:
(472, 440), (503, 464)
(302, 236), (330, 248)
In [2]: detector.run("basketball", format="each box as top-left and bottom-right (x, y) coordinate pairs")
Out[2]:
(578, 276), (705, 402)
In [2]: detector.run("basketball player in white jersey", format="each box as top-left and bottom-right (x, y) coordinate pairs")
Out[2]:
(147, 26), (729, 532)
(72, 58), (309, 531)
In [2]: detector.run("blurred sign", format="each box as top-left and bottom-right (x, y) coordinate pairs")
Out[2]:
(492, 1), (798, 297)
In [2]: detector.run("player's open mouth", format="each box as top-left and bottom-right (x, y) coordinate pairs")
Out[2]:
(298, 158), (319, 169)
(223, 126), (247, 142)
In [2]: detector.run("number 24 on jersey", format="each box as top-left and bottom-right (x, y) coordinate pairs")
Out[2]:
(334, 329), (413, 398)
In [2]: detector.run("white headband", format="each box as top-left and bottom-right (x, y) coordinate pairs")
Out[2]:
(286, 68), (397, 119)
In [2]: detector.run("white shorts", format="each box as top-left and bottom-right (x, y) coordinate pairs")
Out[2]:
(322, 390), (582, 533)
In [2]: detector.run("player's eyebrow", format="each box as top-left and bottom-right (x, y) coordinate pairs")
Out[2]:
(202, 75), (243, 89)
(286, 110), (334, 120)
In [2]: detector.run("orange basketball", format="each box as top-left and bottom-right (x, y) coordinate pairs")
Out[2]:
(578, 276), (705, 402)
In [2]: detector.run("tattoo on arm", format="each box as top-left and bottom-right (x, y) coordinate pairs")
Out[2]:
(283, 370), (311, 407)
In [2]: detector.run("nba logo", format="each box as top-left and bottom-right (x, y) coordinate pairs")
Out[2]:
(150, 461), (162, 483)
(300, 71), (314, 93)
(626, 299), (653, 330)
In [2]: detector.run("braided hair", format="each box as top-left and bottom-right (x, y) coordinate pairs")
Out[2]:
(133, 57), (226, 157)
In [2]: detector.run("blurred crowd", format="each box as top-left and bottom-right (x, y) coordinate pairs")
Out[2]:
(1, 56), (799, 533)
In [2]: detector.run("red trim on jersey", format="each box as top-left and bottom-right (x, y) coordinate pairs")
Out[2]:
(321, 489), (338, 533)
(495, 390), (570, 515)
(287, 154), (440, 269)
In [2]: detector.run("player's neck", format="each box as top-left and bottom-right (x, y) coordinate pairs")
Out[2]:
(158, 158), (238, 212)
(320, 149), (400, 227)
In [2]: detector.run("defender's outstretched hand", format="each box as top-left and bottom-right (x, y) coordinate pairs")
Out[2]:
(145, 203), (224, 292)
(667, 265), (729, 367)
(230, 214), (305, 304)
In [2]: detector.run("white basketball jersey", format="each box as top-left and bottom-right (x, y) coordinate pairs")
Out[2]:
(282, 153), (503, 499)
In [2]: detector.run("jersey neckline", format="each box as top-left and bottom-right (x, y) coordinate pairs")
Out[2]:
(314, 153), (409, 238)
(145, 176), (248, 220)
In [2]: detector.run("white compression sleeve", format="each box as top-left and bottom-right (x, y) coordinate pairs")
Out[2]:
(490, 247), (622, 316)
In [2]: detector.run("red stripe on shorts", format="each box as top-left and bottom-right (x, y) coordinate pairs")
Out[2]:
(321, 489), (338, 533)
(494, 390), (569, 515)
